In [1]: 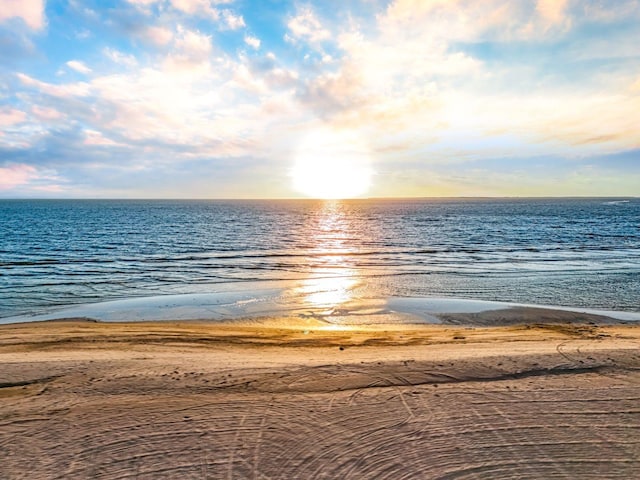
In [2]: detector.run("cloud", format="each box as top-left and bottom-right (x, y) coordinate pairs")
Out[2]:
(11, 25), (293, 162)
(305, 1), (639, 149)
(0, 164), (37, 189)
(127, 0), (159, 5)
(243, 54), (300, 92)
(169, 0), (216, 16)
(168, 0), (237, 14)
(83, 129), (120, 146)
(126, 1), (246, 33)
(4, 0), (640, 198)
(140, 25), (174, 45)
(221, 10), (245, 30)
(175, 26), (212, 55)
(286, 6), (330, 44)
(163, 26), (213, 70)
(579, 0), (640, 23)
(0, 108), (26, 126)
(31, 105), (64, 120)
(536, 0), (569, 24)
(17, 72), (92, 97)
(381, 0), (577, 43)
(0, 163), (64, 193)
(298, 66), (367, 116)
(103, 48), (138, 67)
(66, 60), (92, 75)
(263, 67), (299, 90)
(0, 0), (45, 30)
(244, 35), (260, 49)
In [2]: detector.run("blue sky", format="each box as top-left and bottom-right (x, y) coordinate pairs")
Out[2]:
(0, 0), (639, 198)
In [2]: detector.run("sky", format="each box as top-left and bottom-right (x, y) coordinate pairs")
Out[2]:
(0, 0), (639, 198)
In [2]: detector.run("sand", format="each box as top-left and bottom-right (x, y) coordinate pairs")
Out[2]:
(1, 319), (639, 479)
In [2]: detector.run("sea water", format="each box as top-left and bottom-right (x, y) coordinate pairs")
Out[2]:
(1, 198), (639, 321)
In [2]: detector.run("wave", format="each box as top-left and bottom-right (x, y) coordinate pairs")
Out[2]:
(3, 244), (639, 268)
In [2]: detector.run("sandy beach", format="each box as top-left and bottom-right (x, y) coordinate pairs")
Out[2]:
(4, 0), (640, 475)
(1, 318), (639, 479)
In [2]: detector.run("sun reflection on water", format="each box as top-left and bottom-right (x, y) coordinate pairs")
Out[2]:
(297, 271), (358, 309)
(294, 201), (361, 313)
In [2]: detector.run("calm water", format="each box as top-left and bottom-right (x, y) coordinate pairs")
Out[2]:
(1, 198), (639, 319)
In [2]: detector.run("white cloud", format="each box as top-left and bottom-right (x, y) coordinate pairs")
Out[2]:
(287, 7), (330, 43)
(169, 0), (208, 14)
(66, 60), (92, 75)
(17, 72), (92, 97)
(381, 0), (573, 43)
(222, 10), (245, 30)
(176, 27), (212, 55)
(0, 164), (64, 193)
(0, 164), (37, 189)
(232, 64), (269, 95)
(0, 0), (45, 30)
(127, 0), (159, 5)
(10, 23), (277, 155)
(127, 0), (243, 30)
(264, 68), (299, 90)
(16, 44), (286, 156)
(244, 35), (260, 49)
(31, 105), (64, 120)
(0, 108), (26, 126)
(168, 0), (225, 21)
(537, 0), (569, 24)
(164, 26), (213, 70)
(141, 25), (174, 46)
(287, 0), (640, 166)
(103, 48), (138, 68)
(84, 129), (119, 146)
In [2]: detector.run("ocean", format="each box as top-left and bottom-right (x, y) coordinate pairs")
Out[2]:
(1, 198), (639, 321)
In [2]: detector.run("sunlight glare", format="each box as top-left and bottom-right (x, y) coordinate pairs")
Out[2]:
(299, 274), (358, 308)
(291, 127), (373, 199)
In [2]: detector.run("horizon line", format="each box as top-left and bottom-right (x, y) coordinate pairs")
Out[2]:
(1, 195), (638, 201)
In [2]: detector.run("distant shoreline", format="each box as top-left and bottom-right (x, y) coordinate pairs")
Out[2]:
(1, 196), (638, 201)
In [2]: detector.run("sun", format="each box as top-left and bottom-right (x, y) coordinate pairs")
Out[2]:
(291, 127), (373, 199)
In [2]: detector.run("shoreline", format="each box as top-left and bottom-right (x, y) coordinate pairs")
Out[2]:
(3, 292), (640, 326)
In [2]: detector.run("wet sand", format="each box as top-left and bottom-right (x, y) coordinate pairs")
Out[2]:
(1, 319), (639, 479)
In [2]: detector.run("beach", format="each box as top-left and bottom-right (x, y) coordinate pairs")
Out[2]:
(4, 0), (640, 476)
(2, 318), (639, 479)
